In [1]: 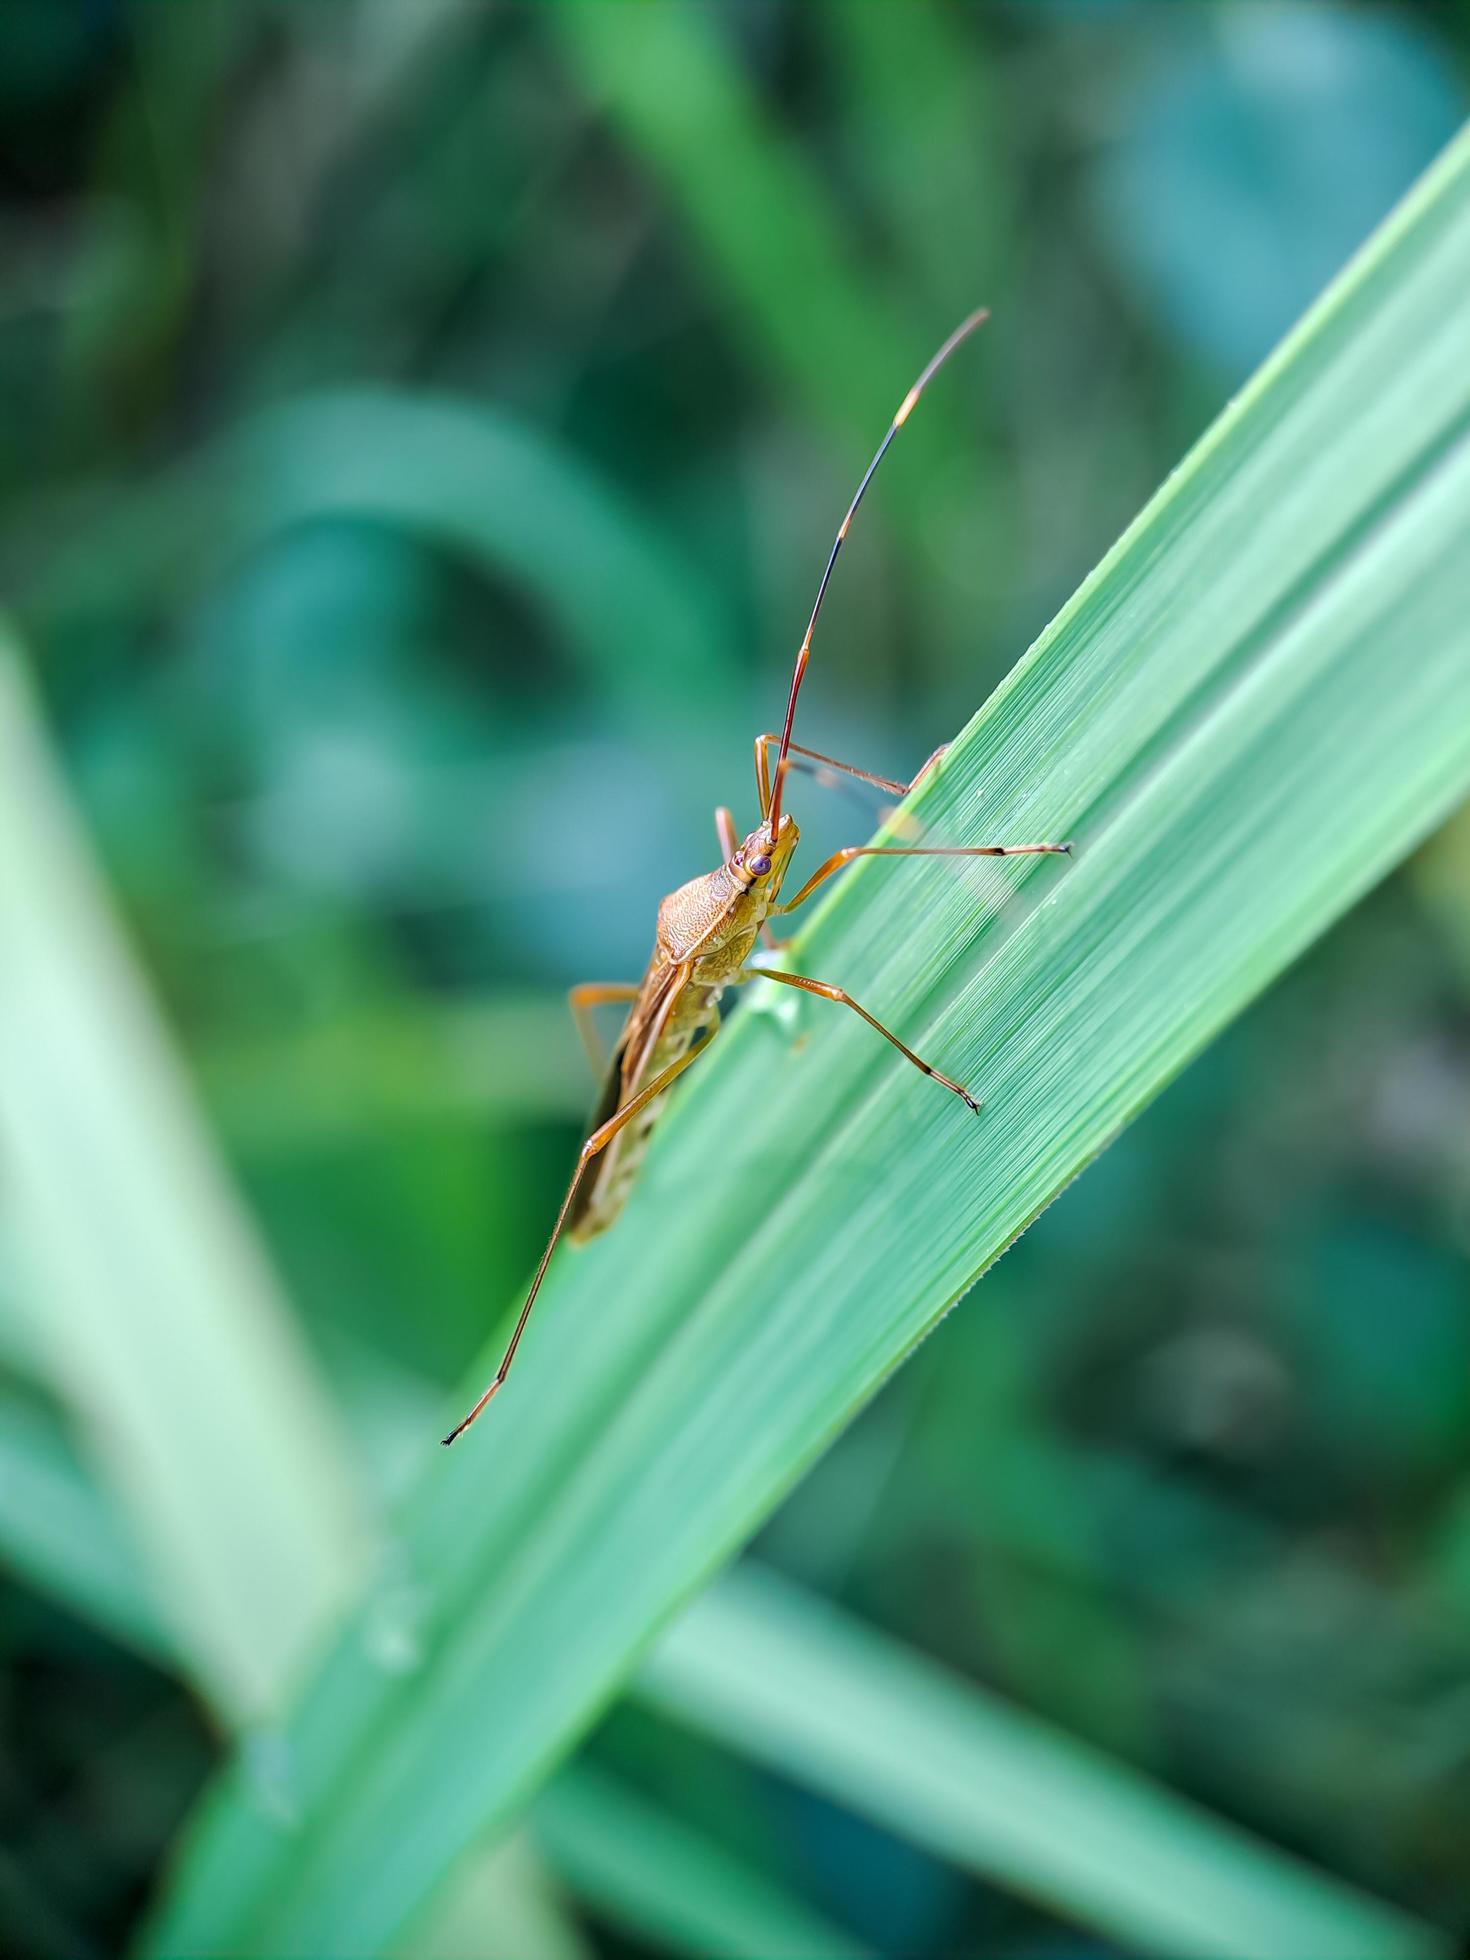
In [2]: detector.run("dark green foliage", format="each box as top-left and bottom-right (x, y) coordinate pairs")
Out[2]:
(2, 8), (1469, 1958)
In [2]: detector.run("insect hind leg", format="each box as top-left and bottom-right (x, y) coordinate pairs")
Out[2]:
(441, 1025), (717, 1444)
(569, 980), (638, 1075)
(738, 965), (980, 1112)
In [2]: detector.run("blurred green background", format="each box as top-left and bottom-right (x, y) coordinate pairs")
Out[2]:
(3, 3), (1470, 1956)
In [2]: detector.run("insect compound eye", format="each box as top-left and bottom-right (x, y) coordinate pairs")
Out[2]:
(749, 854), (772, 876)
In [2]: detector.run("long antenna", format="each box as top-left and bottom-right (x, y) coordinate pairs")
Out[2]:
(765, 307), (990, 834)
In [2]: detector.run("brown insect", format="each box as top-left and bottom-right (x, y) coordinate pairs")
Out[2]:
(443, 310), (1070, 1444)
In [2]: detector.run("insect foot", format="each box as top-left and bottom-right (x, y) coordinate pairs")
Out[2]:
(932, 1071), (981, 1114)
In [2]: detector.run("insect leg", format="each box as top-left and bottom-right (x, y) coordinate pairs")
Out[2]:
(441, 1025), (718, 1444)
(739, 966), (979, 1112)
(755, 737), (954, 841)
(569, 981), (639, 1075)
(776, 839), (1072, 918)
(907, 743), (949, 793)
(755, 732), (910, 810)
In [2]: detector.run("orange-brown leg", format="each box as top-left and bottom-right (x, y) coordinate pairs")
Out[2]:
(756, 737), (954, 848)
(753, 739), (968, 946)
(907, 743), (949, 792)
(740, 966), (979, 1112)
(776, 837), (1072, 918)
(755, 733), (954, 810)
(569, 981), (639, 1075)
(755, 732), (939, 812)
(442, 1024), (717, 1445)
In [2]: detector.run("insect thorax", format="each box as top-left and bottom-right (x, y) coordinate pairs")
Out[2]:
(657, 863), (758, 961)
(656, 813), (799, 966)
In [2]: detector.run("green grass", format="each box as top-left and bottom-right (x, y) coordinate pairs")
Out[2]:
(0, 649), (372, 1726)
(140, 123), (1470, 1958)
(533, 1762), (872, 1960)
(638, 1565), (1437, 1959)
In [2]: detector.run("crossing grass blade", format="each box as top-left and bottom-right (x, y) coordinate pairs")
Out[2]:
(637, 1563), (1442, 1960)
(533, 1765), (872, 1960)
(0, 1395), (171, 1668)
(146, 126), (1470, 1957)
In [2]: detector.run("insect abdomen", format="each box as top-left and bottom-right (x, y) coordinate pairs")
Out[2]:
(568, 980), (723, 1241)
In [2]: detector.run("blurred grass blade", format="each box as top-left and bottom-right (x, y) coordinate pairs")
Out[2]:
(407, 1830), (593, 1960)
(147, 128), (1470, 1956)
(549, 3), (931, 442)
(0, 647), (583, 1956)
(0, 1395), (171, 1666)
(0, 641), (371, 1723)
(534, 1765), (870, 1960)
(196, 994), (595, 1154)
(638, 1563), (1438, 1960)
(547, 1), (998, 587)
(817, 0), (1015, 317)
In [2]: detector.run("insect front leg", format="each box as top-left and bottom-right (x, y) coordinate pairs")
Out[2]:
(738, 966), (979, 1112)
(775, 838), (1072, 919)
(442, 1024), (718, 1444)
(755, 732), (906, 812)
(755, 738), (956, 851)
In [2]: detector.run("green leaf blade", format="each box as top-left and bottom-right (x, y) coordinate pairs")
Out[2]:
(147, 125), (1470, 1960)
